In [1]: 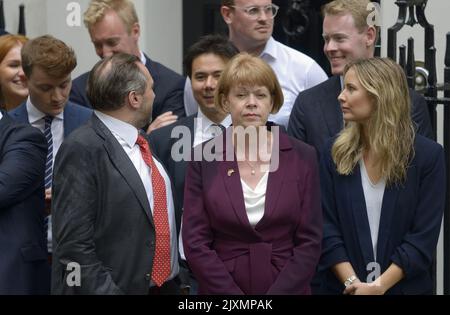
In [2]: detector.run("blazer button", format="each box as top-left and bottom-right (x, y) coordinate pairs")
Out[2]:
(145, 273), (151, 281)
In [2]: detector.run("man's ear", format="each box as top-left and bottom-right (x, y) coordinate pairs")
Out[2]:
(131, 22), (140, 41)
(366, 26), (377, 48)
(221, 5), (233, 25)
(127, 91), (142, 109)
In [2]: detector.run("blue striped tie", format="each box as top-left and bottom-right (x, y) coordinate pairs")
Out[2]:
(44, 115), (54, 189)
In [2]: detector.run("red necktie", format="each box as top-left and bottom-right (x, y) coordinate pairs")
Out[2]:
(136, 135), (171, 287)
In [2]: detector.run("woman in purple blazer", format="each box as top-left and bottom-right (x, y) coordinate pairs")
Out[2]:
(182, 53), (323, 295)
(317, 58), (445, 295)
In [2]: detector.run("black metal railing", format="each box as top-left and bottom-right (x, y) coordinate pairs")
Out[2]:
(0, 1), (26, 35)
(388, 0), (450, 295)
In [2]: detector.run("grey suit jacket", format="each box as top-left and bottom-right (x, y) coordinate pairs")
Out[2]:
(51, 115), (157, 294)
(288, 76), (434, 155)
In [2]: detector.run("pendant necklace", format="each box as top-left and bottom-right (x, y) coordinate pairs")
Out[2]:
(245, 160), (257, 175)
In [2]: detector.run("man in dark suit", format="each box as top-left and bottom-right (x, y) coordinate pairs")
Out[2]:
(52, 53), (180, 294)
(0, 110), (50, 294)
(148, 35), (238, 293)
(9, 35), (92, 258)
(288, 0), (433, 155)
(70, 0), (185, 132)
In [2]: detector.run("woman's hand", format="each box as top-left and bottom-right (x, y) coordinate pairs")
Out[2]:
(343, 281), (385, 295)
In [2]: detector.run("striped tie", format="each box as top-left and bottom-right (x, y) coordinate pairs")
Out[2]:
(44, 115), (54, 189)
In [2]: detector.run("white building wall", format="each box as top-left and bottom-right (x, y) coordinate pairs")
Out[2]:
(1, 0), (183, 78)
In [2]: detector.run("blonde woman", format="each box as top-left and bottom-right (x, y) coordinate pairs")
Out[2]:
(317, 57), (445, 295)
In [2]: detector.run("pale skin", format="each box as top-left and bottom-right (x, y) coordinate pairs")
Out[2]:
(224, 84), (274, 190)
(333, 68), (405, 295)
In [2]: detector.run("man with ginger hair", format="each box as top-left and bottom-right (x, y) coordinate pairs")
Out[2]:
(9, 35), (92, 261)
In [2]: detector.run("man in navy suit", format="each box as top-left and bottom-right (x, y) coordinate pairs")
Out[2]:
(0, 110), (50, 294)
(288, 0), (433, 155)
(9, 35), (92, 259)
(70, 0), (185, 133)
(148, 35), (238, 293)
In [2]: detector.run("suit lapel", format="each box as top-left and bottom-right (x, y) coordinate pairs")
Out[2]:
(256, 131), (291, 230)
(11, 102), (30, 124)
(349, 165), (375, 265)
(218, 129), (251, 229)
(320, 76), (344, 137)
(376, 183), (400, 263)
(92, 116), (154, 226)
(63, 103), (75, 137)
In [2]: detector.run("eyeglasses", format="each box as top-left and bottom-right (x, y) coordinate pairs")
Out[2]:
(230, 4), (280, 20)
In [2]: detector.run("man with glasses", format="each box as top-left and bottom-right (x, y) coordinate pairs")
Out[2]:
(184, 1), (328, 128)
(220, 0), (328, 129)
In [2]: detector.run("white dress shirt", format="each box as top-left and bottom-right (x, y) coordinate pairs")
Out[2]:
(26, 98), (64, 253)
(26, 98), (64, 169)
(0, 111), (3, 119)
(183, 37), (328, 128)
(193, 107), (232, 148)
(261, 37), (328, 128)
(241, 172), (269, 227)
(95, 110), (180, 284)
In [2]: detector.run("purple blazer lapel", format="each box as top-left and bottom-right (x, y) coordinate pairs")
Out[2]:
(256, 132), (292, 230)
(218, 129), (251, 228)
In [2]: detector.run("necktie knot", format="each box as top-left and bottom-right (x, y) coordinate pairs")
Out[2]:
(44, 115), (54, 127)
(211, 123), (226, 134)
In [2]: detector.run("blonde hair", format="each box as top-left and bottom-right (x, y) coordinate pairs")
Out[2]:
(215, 53), (284, 114)
(84, 0), (138, 34)
(332, 58), (415, 186)
(323, 0), (379, 41)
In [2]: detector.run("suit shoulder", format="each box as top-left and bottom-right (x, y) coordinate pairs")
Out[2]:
(149, 115), (194, 144)
(66, 101), (92, 112)
(146, 56), (183, 79)
(414, 135), (443, 160)
(73, 71), (90, 84)
(298, 76), (337, 98)
(285, 133), (317, 160)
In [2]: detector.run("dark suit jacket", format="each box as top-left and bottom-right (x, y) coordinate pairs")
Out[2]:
(182, 128), (323, 294)
(51, 115), (168, 294)
(8, 101), (92, 137)
(70, 54), (186, 120)
(0, 111), (50, 294)
(317, 135), (445, 294)
(148, 115), (195, 230)
(287, 76), (434, 155)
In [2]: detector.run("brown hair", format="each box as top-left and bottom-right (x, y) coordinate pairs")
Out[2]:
(21, 35), (77, 78)
(215, 53), (283, 114)
(84, 0), (138, 34)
